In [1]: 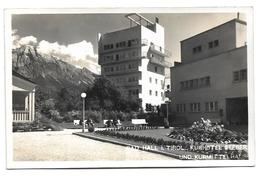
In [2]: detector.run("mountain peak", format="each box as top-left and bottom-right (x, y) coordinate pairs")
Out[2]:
(12, 45), (95, 95)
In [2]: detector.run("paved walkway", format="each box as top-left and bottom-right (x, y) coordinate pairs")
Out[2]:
(13, 130), (173, 161)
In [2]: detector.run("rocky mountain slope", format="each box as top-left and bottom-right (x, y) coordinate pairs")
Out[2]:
(12, 45), (96, 112)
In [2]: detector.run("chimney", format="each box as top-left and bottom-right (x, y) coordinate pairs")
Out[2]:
(237, 12), (240, 19)
(155, 17), (159, 24)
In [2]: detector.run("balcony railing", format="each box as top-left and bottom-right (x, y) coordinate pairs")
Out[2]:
(150, 44), (172, 57)
(141, 39), (148, 46)
(150, 57), (172, 67)
(13, 110), (30, 122)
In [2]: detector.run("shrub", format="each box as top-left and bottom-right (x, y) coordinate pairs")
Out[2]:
(64, 110), (81, 122)
(40, 98), (56, 118)
(35, 111), (43, 120)
(85, 110), (102, 123)
(137, 112), (148, 119)
(116, 111), (126, 121)
(88, 125), (95, 132)
(49, 109), (63, 122)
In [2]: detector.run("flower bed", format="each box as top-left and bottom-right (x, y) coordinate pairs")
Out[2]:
(167, 118), (248, 144)
(94, 119), (248, 160)
(106, 126), (158, 131)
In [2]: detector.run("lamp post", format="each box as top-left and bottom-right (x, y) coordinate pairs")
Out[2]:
(165, 97), (171, 122)
(164, 84), (171, 128)
(81, 92), (87, 133)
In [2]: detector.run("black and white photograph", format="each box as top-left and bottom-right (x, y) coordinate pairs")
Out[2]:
(3, 7), (255, 169)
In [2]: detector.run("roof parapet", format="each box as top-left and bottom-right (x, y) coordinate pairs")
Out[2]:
(125, 13), (155, 31)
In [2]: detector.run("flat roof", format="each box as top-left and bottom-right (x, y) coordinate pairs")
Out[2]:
(181, 18), (247, 43)
(101, 25), (141, 37)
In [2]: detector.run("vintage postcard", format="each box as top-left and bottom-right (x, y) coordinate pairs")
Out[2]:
(4, 7), (255, 168)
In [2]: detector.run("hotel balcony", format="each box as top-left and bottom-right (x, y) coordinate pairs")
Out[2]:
(149, 44), (172, 58)
(149, 57), (172, 68)
(141, 39), (148, 46)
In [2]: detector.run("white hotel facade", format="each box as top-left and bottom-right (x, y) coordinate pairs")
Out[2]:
(98, 14), (171, 111)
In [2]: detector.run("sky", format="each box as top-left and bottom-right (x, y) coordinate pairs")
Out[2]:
(12, 13), (246, 74)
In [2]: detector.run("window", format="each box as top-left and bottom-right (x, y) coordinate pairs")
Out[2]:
(193, 47), (197, 53)
(190, 103), (201, 112)
(180, 82), (184, 90)
(177, 104), (186, 113)
(194, 79), (199, 88)
(104, 44), (114, 50)
(155, 66), (158, 72)
(233, 69), (247, 82)
(233, 71), (239, 81)
(104, 67), (109, 73)
(110, 67), (114, 72)
(205, 101), (218, 112)
(198, 46), (202, 52)
(116, 54), (119, 61)
(155, 79), (158, 84)
(198, 103), (201, 112)
(180, 76), (210, 90)
(214, 40), (219, 47)
(208, 41), (213, 49)
(184, 81), (188, 89)
(128, 40), (132, 47)
(121, 41), (126, 47)
(240, 69), (247, 81)
(189, 80), (193, 88)
(193, 45), (202, 54)
(205, 102), (209, 112)
(208, 40), (219, 49)
(149, 77), (152, 83)
(155, 91), (158, 96)
(149, 90), (152, 96)
(205, 76), (210, 86)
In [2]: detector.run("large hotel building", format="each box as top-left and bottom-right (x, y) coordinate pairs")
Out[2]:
(98, 14), (171, 111)
(170, 18), (248, 125)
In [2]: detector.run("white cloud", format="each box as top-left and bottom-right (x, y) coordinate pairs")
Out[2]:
(12, 30), (100, 74)
(67, 40), (96, 59)
(19, 36), (38, 46)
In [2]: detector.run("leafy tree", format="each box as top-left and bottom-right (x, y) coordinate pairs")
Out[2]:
(86, 76), (139, 111)
(40, 98), (56, 119)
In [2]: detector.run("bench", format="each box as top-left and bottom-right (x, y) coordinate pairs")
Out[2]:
(131, 119), (148, 126)
(73, 120), (89, 126)
(73, 120), (80, 126)
(103, 120), (122, 127)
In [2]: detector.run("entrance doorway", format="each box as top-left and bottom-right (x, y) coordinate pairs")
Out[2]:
(226, 97), (248, 125)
